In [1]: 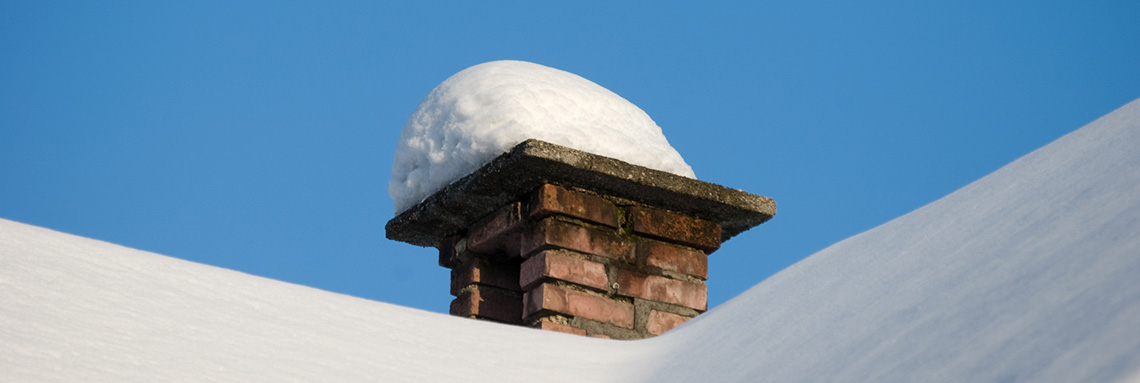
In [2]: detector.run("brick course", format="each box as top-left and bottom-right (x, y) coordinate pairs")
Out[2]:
(639, 238), (708, 280)
(616, 269), (708, 311)
(438, 235), (463, 268)
(524, 283), (634, 329)
(450, 256), (521, 295)
(467, 202), (524, 255)
(521, 217), (632, 261)
(528, 184), (619, 228)
(630, 206), (722, 253)
(647, 310), (690, 335)
(450, 286), (524, 324)
(520, 250), (609, 291)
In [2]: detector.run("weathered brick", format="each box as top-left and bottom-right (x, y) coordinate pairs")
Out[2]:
(521, 218), (632, 261)
(450, 257), (522, 295)
(520, 251), (609, 291)
(438, 235), (463, 269)
(528, 184), (619, 228)
(639, 239), (708, 279)
(647, 310), (691, 335)
(524, 283), (634, 329)
(615, 269), (707, 311)
(450, 286), (523, 324)
(533, 320), (587, 336)
(466, 202), (523, 256)
(629, 206), (722, 253)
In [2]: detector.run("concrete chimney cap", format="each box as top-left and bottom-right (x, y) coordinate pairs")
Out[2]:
(386, 139), (775, 248)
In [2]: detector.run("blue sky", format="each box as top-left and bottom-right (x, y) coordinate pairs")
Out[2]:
(2, 1), (1137, 312)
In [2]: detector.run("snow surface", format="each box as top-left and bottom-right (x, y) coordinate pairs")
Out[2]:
(0, 218), (640, 382)
(5, 97), (1140, 382)
(389, 60), (695, 213)
(641, 97), (1140, 382)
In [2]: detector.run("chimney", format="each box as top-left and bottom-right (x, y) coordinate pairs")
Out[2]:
(386, 139), (775, 339)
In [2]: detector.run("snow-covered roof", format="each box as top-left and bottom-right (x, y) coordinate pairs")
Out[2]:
(644, 98), (1140, 382)
(5, 98), (1140, 382)
(0, 218), (636, 382)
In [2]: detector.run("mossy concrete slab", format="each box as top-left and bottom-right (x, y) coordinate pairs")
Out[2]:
(386, 139), (776, 248)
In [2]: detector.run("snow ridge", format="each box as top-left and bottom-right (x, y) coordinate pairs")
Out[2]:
(0, 219), (639, 382)
(641, 98), (1140, 382)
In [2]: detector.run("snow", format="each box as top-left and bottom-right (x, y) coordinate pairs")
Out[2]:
(5, 97), (1140, 382)
(639, 97), (1140, 382)
(0, 218), (638, 382)
(389, 60), (695, 213)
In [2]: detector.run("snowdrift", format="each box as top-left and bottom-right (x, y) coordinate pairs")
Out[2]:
(644, 97), (1140, 382)
(389, 60), (694, 213)
(0, 219), (637, 382)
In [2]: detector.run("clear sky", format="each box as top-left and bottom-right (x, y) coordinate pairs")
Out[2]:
(2, 1), (1138, 313)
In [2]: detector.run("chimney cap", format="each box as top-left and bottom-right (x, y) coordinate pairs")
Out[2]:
(386, 139), (775, 248)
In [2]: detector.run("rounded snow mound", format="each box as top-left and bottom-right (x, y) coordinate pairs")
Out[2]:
(389, 60), (695, 213)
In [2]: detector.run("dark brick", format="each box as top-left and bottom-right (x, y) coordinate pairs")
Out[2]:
(629, 206), (722, 253)
(450, 257), (522, 295)
(528, 184), (619, 228)
(438, 235), (463, 269)
(466, 201), (523, 256)
(520, 218), (632, 261)
(450, 286), (524, 324)
(639, 238), (708, 279)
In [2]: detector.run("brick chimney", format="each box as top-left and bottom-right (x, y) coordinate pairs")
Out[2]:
(386, 140), (775, 339)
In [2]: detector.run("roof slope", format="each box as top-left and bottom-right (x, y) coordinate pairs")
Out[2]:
(0, 219), (640, 382)
(3, 98), (1140, 382)
(643, 98), (1140, 382)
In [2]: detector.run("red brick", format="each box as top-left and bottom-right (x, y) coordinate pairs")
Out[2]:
(450, 257), (521, 295)
(520, 251), (609, 291)
(615, 269), (707, 311)
(524, 283), (634, 329)
(450, 287), (523, 324)
(521, 218), (632, 261)
(639, 239), (708, 279)
(533, 320), (587, 336)
(466, 202), (523, 256)
(647, 310), (691, 335)
(528, 184), (619, 228)
(629, 206), (721, 253)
